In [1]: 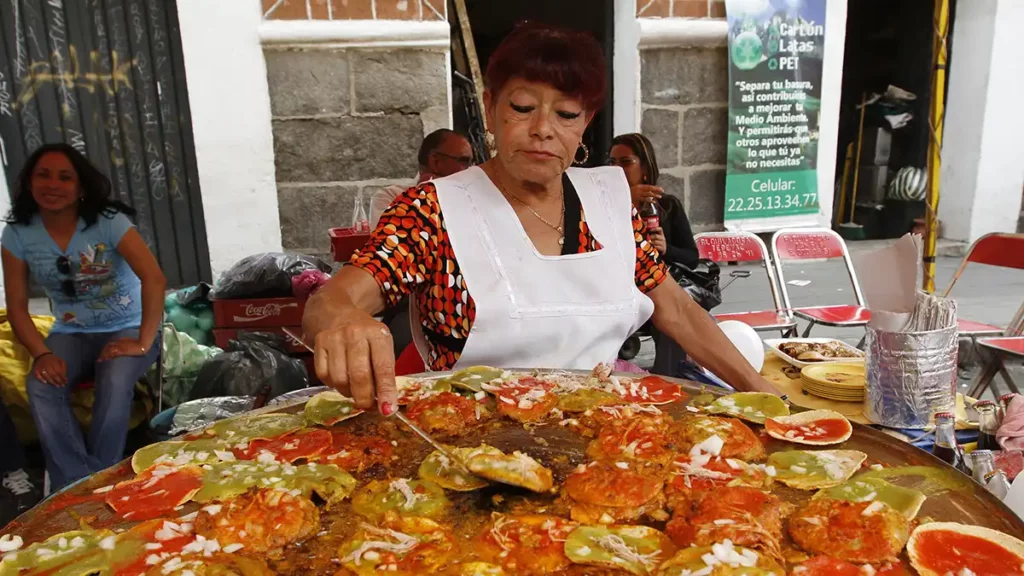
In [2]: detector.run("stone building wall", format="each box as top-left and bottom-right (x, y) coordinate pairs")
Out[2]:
(637, 0), (726, 19)
(261, 0), (449, 257)
(263, 0), (445, 21)
(638, 4), (729, 232)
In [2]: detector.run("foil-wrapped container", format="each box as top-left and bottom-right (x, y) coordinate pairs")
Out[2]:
(169, 396), (257, 436)
(864, 325), (958, 429)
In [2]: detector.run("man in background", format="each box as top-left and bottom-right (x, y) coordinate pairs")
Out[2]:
(369, 129), (474, 225)
(370, 129), (473, 360)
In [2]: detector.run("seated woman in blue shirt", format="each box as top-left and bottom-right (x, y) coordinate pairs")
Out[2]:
(1, 143), (166, 491)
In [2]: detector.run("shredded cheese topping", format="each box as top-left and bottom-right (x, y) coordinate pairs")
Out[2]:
(593, 534), (662, 571)
(389, 479), (423, 510)
(342, 524), (421, 566)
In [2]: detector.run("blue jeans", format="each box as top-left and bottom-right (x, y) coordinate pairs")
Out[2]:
(26, 329), (160, 490)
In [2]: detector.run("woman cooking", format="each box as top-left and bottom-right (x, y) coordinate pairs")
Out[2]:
(302, 23), (779, 413)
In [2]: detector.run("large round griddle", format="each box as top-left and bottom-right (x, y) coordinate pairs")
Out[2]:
(3, 370), (1022, 551)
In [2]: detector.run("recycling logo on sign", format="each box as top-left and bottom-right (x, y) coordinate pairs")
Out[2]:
(732, 31), (764, 70)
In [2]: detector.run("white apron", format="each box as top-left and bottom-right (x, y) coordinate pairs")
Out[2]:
(411, 166), (654, 371)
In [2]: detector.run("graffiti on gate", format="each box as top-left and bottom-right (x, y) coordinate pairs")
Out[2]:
(14, 47), (135, 111)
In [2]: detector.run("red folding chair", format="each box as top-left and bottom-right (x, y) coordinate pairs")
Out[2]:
(695, 231), (796, 335)
(771, 228), (871, 338)
(942, 233), (1024, 340)
(973, 337), (1024, 397)
(967, 300), (1024, 398)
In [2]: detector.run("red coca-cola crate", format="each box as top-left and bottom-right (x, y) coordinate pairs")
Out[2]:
(329, 227), (372, 262)
(212, 326), (308, 355)
(211, 297), (305, 329)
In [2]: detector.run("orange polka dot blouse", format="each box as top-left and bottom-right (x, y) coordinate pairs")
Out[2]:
(349, 181), (668, 370)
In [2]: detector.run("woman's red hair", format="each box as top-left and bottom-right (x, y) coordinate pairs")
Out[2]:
(485, 22), (607, 112)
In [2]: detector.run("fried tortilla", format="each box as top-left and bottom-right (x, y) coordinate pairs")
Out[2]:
(706, 392), (790, 424)
(194, 488), (320, 555)
(813, 477), (926, 520)
(563, 461), (666, 524)
(907, 522), (1024, 576)
(199, 413), (306, 442)
(131, 438), (232, 474)
(586, 415), (676, 464)
(193, 460), (356, 506)
(564, 525), (676, 575)
(351, 478), (451, 520)
(788, 498), (910, 564)
(674, 416), (766, 461)
(462, 444), (554, 493)
(337, 517), (457, 576)
(767, 449), (867, 490)
(473, 513), (577, 574)
(302, 390), (363, 426)
(764, 410), (853, 446)
(656, 542), (785, 576)
(105, 465), (203, 521)
(418, 448), (489, 492)
(665, 486), (791, 562)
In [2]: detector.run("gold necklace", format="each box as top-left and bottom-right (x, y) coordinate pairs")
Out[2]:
(494, 170), (566, 246)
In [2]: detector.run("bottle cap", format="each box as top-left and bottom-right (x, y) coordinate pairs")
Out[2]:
(1000, 394), (1017, 403)
(971, 449), (994, 458)
(933, 412), (954, 420)
(975, 400), (996, 409)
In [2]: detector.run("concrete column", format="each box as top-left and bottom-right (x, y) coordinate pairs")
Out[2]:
(940, 0), (1024, 244)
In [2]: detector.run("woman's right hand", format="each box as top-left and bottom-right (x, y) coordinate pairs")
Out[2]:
(313, 311), (398, 414)
(630, 184), (663, 206)
(34, 353), (67, 387)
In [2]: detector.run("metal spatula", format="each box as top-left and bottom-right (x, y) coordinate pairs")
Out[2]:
(281, 327), (474, 473)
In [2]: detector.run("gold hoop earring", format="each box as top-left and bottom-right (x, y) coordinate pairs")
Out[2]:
(573, 143), (590, 165)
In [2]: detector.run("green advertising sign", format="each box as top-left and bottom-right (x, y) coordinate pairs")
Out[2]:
(725, 0), (827, 228)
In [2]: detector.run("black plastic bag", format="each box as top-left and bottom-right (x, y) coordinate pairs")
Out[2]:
(190, 333), (309, 401)
(667, 259), (722, 311)
(174, 282), (212, 308)
(211, 252), (332, 299)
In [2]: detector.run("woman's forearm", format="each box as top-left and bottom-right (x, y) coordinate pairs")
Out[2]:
(651, 283), (778, 393)
(139, 274), (166, 349)
(8, 307), (49, 358)
(303, 266), (386, 339)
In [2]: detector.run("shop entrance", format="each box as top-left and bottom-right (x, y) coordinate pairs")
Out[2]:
(834, 0), (958, 239)
(452, 0), (615, 167)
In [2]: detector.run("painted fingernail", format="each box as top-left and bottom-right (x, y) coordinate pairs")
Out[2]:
(381, 402), (394, 416)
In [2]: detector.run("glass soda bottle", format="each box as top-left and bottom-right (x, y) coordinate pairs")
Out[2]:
(985, 469), (1011, 501)
(1000, 393), (1017, 420)
(640, 199), (660, 232)
(932, 412), (962, 469)
(971, 450), (996, 485)
(975, 400), (1001, 452)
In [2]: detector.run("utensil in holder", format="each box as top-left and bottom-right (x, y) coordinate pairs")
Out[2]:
(864, 325), (958, 429)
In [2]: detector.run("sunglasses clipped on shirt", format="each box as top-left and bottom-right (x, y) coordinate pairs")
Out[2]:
(56, 255), (76, 299)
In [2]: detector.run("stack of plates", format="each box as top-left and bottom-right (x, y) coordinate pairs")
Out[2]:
(800, 363), (866, 402)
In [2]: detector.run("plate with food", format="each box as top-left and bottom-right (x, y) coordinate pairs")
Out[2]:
(764, 337), (866, 369)
(3, 365), (1022, 576)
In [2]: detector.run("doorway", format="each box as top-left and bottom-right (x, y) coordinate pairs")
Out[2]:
(453, 0), (616, 166)
(0, 0), (211, 287)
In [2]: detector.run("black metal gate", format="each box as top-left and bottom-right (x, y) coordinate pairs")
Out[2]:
(0, 0), (210, 287)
